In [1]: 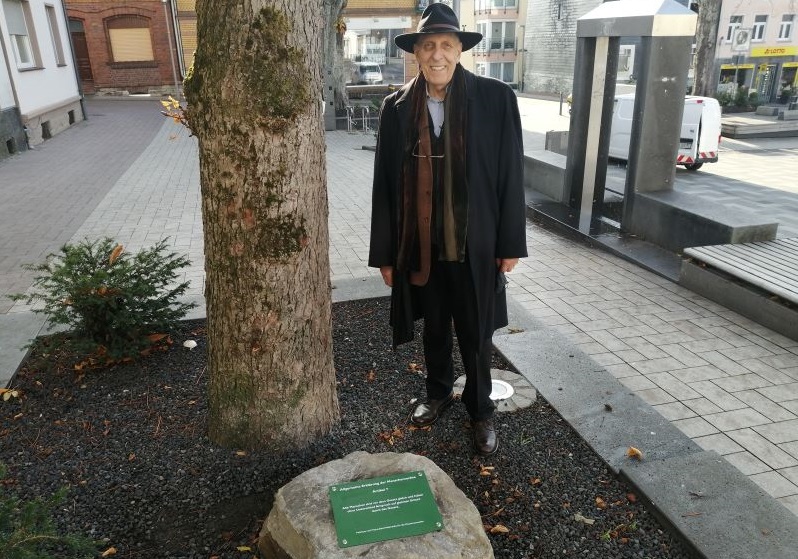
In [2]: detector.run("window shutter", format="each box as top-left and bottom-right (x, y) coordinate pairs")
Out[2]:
(3, 0), (28, 35)
(109, 28), (154, 61)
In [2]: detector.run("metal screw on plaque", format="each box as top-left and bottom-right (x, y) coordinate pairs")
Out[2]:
(436, 522), (442, 528)
(342, 539), (347, 545)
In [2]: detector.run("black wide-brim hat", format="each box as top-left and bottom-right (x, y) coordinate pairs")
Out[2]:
(395, 3), (483, 53)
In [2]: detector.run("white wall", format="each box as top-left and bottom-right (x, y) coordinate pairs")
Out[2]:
(0, 0), (79, 117)
(0, 46), (15, 108)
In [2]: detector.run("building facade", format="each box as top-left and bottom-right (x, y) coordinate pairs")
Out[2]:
(467, 0), (529, 89)
(716, 0), (797, 103)
(64, 0), (181, 95)
(1, 0), (82, 153)
(522, 0), (690, 96)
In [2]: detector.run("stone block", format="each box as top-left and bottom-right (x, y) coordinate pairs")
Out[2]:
(755, 105), (779, 116)
(524, 150), (567, 202)
(778, 109), (798, 121)
(258, 451), (493, 559)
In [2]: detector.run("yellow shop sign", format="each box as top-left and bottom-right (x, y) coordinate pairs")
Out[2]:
(750, 46), (798, 57)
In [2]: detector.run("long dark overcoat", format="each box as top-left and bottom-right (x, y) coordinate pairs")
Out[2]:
(368, 68), (527, 346)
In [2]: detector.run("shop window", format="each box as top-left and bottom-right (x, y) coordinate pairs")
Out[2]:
(779, 14), (794, 40)
(45, 4), (66, 65)
(725, 15), (743, 43)
(752, 15), (767, 42)
(2, 0), (41, 69)
(106, 15), (154, 62)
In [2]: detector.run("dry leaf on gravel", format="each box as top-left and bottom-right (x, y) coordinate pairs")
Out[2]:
(573, 513), (595, 525)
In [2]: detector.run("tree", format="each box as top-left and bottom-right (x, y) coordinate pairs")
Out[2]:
(183, 0), (339, 449)
(323, 0), (349, 113)
(691, 0), (722, 97)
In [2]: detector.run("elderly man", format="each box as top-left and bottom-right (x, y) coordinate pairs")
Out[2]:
(368, 3), (526, 456)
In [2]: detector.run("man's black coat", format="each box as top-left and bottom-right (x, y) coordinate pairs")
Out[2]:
(368, 68), (528, 345)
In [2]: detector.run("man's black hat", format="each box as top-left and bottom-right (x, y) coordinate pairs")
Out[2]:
(395, 3), (483, 53)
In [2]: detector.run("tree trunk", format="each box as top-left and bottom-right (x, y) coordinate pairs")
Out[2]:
(184, 0), (339, 449)
(323, 0), (349, 112)
(691, 0), (722, 97)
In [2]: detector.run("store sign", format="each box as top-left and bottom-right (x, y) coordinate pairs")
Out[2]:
(751, 46), (798, 57)
(720, 64), (755, 70)
(329, 471), (443, 548)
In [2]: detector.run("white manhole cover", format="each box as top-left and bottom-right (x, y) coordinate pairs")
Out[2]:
(490, 379), (514, 401)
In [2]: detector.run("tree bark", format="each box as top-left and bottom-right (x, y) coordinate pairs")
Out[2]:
(323, 0), (349, 112)
(184, 0), (339, 449)
(691, 0), (722, 97)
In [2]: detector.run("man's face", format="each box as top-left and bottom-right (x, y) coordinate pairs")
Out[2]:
(413, 33), (462, 93)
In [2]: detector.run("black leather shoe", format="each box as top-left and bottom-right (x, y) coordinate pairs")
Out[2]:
(410, 393), (454, 426)
(471, 419), (498, 456)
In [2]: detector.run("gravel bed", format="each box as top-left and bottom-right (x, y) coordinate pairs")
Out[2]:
(0, 297), (698, 558)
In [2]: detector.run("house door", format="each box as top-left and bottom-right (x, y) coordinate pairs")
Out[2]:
(68, 19), (94, 93)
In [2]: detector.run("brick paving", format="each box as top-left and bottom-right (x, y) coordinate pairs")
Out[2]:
(1, 96), (797, 518)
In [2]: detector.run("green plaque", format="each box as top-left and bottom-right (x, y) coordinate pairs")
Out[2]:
(329, 471), (443, 548)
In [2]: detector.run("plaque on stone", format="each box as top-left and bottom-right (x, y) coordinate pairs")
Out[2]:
(328, 470), (443, 547)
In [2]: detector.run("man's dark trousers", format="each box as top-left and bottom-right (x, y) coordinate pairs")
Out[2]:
(421, 250), (495, 421)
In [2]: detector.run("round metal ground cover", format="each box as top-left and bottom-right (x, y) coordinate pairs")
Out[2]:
(453, 369), (537, 412)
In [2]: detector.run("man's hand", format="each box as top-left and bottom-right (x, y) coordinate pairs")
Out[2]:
(496, 258), (519, 273)
(380, 266), (394, 287)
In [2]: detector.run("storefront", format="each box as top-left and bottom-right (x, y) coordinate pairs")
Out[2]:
(750, 46), (798, 103)
(718, 63), (755, 90)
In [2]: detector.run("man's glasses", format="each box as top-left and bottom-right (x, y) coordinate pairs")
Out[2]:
(412, 140), (444, 159)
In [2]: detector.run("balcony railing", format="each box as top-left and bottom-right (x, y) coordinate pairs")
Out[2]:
(473, 39), (516, 55)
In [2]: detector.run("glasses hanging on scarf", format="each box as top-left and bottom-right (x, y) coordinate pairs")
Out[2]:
(412, 139), (445, 159)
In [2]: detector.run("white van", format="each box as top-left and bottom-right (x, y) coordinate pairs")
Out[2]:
(608, 93), (721, 171)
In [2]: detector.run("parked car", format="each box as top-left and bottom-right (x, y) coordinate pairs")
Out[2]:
(608, 93), (721, 171)
(351, 63), (383, 85)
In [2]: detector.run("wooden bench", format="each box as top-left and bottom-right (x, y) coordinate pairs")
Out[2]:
(680, 238), (798, 341)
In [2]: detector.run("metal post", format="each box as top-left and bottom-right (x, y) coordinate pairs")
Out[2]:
(162, 0), (180, 96)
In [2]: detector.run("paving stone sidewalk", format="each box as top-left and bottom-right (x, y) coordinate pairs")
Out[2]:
(1, 98), (797, 522)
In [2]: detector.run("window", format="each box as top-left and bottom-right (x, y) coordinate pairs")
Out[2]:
(726, 15), (743, 42)
(106, 16), (154, 62)
(779, 14), (794, 40)
(475, 63), (487, 76)
(485, 21), (515, 51)
(3, 0), (40, 69)
(475, 22), (487, 52)
(488, 62), (514, 83)
(752, 15), (767, 41)
(45, 4), (65, 65)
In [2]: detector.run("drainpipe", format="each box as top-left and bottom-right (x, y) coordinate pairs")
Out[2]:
(169, 0), (185, 78)
(162, 0), (180, 96)
(59, 0), (86, 121)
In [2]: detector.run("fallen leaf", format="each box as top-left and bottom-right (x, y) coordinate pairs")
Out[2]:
(595, 497), (607, 509)
(489, 524), (510, 534)
(101, 547), (117, 557)
(235, 450), (247, 457)
(366, 370), (376, 382)
(529, 477), (542, 486)
(574, 513), (595, 525)
(109, 244), (124, 265)
(236, 546), (252, 552)
(128, 453), (136, 462)
(681, 511), (702, 518)
(626, 446), (643, 460)
(147, 333), (169, 342)
(183, 339), (198, 350)
(407, 362), (422, 372)
(626, 492), (637, 503)
(479, 465), (495, 476)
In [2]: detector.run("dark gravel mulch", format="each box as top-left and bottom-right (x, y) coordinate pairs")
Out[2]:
(0, 297), (698, 558)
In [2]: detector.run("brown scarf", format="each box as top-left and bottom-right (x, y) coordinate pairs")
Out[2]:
(396, 65), (468, 286)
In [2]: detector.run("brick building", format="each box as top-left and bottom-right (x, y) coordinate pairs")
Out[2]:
(64, 0), (181, 95)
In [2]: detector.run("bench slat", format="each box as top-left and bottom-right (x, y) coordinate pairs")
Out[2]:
(693, 244), (798, 278)
(684, 238), (798, 305)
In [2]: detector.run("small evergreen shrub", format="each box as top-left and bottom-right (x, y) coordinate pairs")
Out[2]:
(0, 463), (96, 558)
(10, 238), (196, 360)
